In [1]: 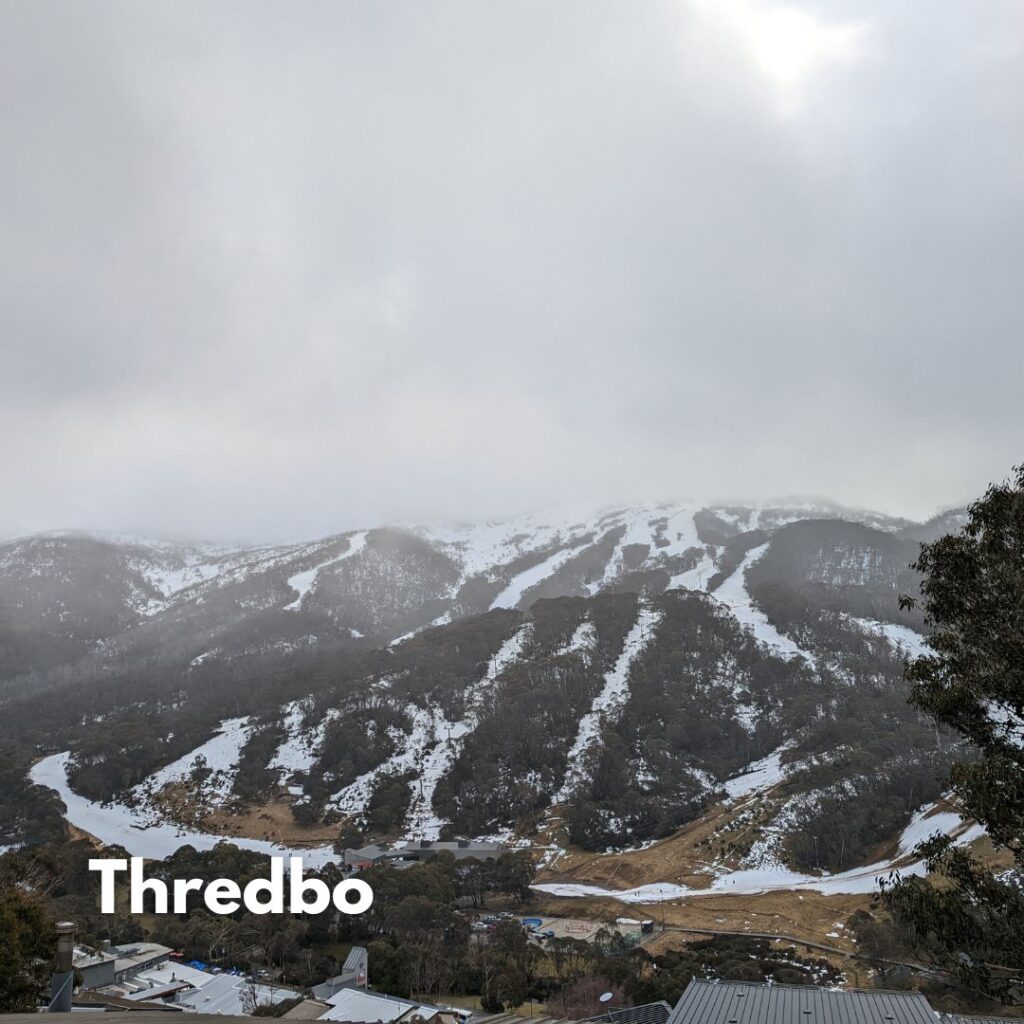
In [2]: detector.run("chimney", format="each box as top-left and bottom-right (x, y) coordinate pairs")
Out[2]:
(48, 921), (76, 1013)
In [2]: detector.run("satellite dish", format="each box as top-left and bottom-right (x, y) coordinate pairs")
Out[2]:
(599, 993), (614, 1004)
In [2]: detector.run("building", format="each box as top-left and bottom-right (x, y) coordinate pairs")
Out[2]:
(173, 972), (298, 1016)
(343, 840), (507, 871)
(282, 999), (333, 1019)
(315, 987), (457, 1024)
(74, 942), (176, 990)
(311, 947), (369, 1001)
(2, 1014), (250, 1024)
(76, 943), (299, 1016)
(586, 1002), (672, 1024)
(668, 980), (940, 1024)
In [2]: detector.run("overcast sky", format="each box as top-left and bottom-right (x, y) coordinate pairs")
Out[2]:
(1, 1), (1022, 541)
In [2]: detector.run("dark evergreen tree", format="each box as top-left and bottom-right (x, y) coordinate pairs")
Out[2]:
(0, 886), (54, 1011)
(881, 465), (1024, 1001)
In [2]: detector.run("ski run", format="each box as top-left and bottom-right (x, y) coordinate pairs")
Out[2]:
(403, 624), (533, 839)
(713, 544), (813, 663)
(554, 604), (663, 804)
(284, 531), (368, 611)
(331, 624), (532, 836)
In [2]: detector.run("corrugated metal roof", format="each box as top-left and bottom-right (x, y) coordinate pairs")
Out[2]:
(669, 981), (939, 1024)
(319, 988), (436, 1023)
(586, 1002), (672, 1024)
(471, 1013), (578, 1024)
(343, 947), (369, 973)
(175, 973), (298, 1016)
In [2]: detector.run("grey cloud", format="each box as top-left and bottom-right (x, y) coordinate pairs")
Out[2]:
(1, 0), (1021, 540)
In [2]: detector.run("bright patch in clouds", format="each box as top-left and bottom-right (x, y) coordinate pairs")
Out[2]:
(696, 0), (870, 112)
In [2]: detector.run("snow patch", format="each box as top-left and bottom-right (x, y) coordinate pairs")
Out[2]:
(557, 621), (597, 658)
(714, 544), (813, 663)
(29, 752), (338, 867)
(404, 624), (532, 839)
(491, 540), (593, 610)
(535, 800), (985, 901)
(132, 716), (253, 804)
(329, 706), (435, 814)
(852, 618), (929, 661)
(722, 745), (792, 801)
(555, 604), (663, 803)
(284, 531), (367, 611)
(269, 701), (325, 776)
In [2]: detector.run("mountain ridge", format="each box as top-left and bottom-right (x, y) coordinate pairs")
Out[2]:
(1, 498), (975, 898)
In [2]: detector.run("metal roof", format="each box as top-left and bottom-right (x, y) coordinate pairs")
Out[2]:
(0, 1016), (249, 1024)
(343, 946), (369, 973)
(319, 988), (437, 1023)
(586, 1003), (673, 1024)
(175, 972), (299, 1016)
(669, 981), (940, 1024)
(283, 999), (334, 1019)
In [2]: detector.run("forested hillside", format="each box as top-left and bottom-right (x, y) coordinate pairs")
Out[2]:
(0, 500), (968, 886)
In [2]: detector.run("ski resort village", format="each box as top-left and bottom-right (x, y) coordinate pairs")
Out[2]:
(2, 499), (1022, 1020)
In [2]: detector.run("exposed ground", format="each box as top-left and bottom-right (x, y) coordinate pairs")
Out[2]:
(532, 888), (869, 952)
(536, 799), (749, 889)
(201, 799), (337, 846)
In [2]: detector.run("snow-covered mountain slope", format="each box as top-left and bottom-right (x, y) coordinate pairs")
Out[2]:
(5, 497), (972, 885)
(0, 500), (932, 685)
(19, 582), (950, 872)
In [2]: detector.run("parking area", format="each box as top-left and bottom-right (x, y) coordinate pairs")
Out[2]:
(525, 916), (649, 942)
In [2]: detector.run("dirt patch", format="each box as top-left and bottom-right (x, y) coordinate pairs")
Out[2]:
(67, 823), (102, 847)
(539, 796), (780, 889)
(534, 888), (869, 951)
(201, 798), (337, 846)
